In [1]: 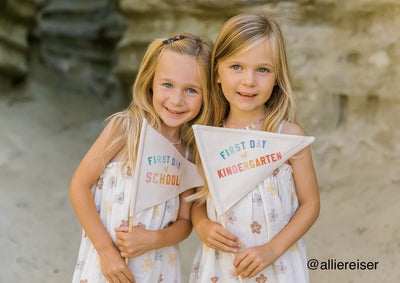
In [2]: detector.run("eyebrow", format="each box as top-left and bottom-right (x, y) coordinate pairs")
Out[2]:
(226, 59), (273, 67)
(159, 78), (202, 89)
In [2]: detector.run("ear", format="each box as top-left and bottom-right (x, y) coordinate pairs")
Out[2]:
(216, 74), (221, 84)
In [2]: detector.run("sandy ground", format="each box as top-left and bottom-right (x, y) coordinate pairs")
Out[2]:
(0, 79), (399, 283)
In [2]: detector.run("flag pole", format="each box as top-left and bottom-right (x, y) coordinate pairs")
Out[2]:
(220, 216), (245, 283)
(193, 125), (244, 282)
(125, 118), (148, 264)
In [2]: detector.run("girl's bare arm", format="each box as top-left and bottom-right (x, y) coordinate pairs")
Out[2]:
(234, 122), (320, 279)
(69, 122), (135, 282)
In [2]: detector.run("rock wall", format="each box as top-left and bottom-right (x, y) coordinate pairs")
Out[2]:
(0, 0), (125, 96)
(0, 0), (43, 85)
(31, 0), (126, 96)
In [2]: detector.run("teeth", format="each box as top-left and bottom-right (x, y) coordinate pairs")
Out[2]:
(167, 107), (183, 114)
(239, 92), (255, 97)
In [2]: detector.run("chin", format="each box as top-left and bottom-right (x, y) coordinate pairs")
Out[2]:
(161, 118), (184, 128)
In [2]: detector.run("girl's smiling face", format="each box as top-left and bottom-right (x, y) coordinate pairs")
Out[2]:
(152, 50), (203, 136)
(217, 39), (276, 118)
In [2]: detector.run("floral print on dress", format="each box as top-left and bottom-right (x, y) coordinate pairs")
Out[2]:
(276, 261), (287, 274)
(269, 209), (278, 222)
(120, 219), (128, 227)
(109, 176), (117, 188)
(102, 201), (112, 213)
(256, 274), (267, 283)
(168, 253), (177, 266)
(155, 250), (163, 261)
(157, 273), (163, 283)
(97, 176), (104, 190)
(211, 276), (219, 282)
(152, 206), (160, 219)
(125, 166), (133, 177)
(192, 262), (200, 278)
(250, 221), (262, 234)
(165, 200), (174, 213)
(114, 192), (124, 204)
(266, 181), (277, 196)
(252, 192), (263, 207)
(141, 258), (153, 272)
(225, 210), (237, 225)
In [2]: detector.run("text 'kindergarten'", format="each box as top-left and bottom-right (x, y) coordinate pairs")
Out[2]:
(217, 138), (282, 179)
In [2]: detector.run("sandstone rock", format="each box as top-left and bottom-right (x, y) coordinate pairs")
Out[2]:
(32, 0), (125, 96)
(0, 0), (43, 80)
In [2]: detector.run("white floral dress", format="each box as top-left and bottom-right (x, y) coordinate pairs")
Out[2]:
(73, 162), (182, 283)
(189, 123), (309, 283)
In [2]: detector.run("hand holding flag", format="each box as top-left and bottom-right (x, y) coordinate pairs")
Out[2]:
(125, 118), (204, 263)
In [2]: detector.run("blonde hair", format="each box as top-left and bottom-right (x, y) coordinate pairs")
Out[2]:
(194, 14), (297, 203)
(104, 32), (214, 172)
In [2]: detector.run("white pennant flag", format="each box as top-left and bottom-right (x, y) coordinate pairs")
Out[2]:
(128, 119), (204, 217)
(193, 125), (315, 216)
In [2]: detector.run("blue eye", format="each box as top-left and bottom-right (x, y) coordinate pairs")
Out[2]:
(231, 65), (241, 71)
(163, 83), (173, 88)
(187, 88), (197, 94)
(258, 67), (269, 73)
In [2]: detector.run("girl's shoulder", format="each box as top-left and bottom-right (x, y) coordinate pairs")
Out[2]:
(106, 110), (136, 134)
(279, 121), (306, 136)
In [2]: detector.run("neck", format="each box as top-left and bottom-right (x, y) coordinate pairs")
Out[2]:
(160, 128), (181, 144)
(224, 108), (267, 130)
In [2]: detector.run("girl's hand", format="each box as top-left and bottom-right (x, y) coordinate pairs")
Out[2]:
(115, 226), (158, 258)
(233, 243), (278, 279)
(195, 217), (240, 253)
(98, 246), (136, 282)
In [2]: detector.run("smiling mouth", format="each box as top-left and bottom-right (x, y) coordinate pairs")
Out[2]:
(165, 107), (184, 115)
(238, 91), (256, 97)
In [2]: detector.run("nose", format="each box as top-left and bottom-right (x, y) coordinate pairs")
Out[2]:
(242, 70), (255, 86)
(171, 88), (184, 105)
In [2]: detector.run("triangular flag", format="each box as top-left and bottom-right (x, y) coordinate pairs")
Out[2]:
(193, 125), (315, 216)
(129, 119), (204, 216)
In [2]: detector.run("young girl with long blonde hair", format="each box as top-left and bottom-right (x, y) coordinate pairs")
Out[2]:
(190, 14), (320, 283)
(70, 32), (214, 283)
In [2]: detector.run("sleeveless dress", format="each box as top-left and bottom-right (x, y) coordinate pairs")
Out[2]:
(189, 122), (309, 283)
(73, 149), (190, 283)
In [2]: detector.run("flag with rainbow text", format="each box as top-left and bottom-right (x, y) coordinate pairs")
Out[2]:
(193, 125), (314, 216)
(128, 119), (204, 218)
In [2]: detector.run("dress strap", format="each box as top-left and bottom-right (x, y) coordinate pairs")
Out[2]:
(277, 120), (286, 133)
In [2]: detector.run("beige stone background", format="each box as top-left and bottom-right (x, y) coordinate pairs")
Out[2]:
(0, 0), (399, 282)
